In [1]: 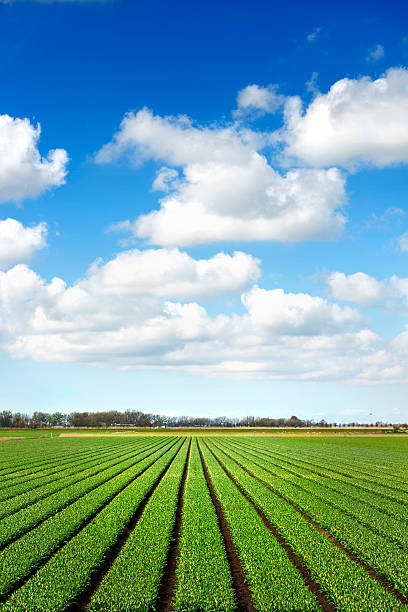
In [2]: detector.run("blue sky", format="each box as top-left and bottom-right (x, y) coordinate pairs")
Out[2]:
(0, 0), (408, 423)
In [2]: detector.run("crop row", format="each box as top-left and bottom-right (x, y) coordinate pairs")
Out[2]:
(225, 439), (408, 539)
(0, 438), (170, 548)
(172, 439), (236, 611)
(199, 441), (320, 611)
(0, 438), (134, 480)
(241, 445), (408, 492)
(88, 439), (190, 611)
(1, 438), (185, 611)
(230, 439), (408, 524)
(0, 438), (182, 601)
(231, 438), (408, 507)
(212, 440), (408, 601)
(0, 440), (146, 505)
(0, 438), (138, 492)
(206, 440), (405, 612)
(0, 439), (158, 520)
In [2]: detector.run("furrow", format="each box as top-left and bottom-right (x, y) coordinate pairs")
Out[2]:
(154, 439), (192, 611)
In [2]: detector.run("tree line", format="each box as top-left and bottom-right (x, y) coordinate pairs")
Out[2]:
(0, 410), (393, 429)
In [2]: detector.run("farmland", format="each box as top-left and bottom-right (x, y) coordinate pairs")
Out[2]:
(0, 436), (407, 610)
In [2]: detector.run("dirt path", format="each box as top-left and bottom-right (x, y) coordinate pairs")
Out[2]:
(0, 437), (33, 441)
(60, 432), (408, 438)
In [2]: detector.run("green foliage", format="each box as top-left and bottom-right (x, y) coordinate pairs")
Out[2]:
(1, 439), (184, 611)
(0, 435), (406, 611)
(199, 442), (319, 611)
(208, 439), (406, 611)
(89, 440), (189, 611)
(172, 440), (236, 611)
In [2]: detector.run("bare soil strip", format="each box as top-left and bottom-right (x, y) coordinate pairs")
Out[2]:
(197, 440), (255, 612)
(0, 438), (181, 604)
(204, 441), (336, 612)
(154, 439), (192, 611)
(67, 438), (187, 612)
(212, 442), (408, 607)
(60, 432), (408, 437)
(0, 437), (34, 441)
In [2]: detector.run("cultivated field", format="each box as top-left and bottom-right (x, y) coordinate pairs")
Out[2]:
(0, 435), (407, 610)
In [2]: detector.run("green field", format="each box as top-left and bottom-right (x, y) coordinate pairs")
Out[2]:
(0, 435), (407, 610)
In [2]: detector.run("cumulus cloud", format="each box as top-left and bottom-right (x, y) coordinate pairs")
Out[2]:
(0, 255), (381, 381)
(234, 84), (285, 116)
(96, 108), (346, 246)
(242, 286), (361, 335)
(0, 114), (68, 203)
(81, 248), (261, 300)
(282, 67), (408, 167)
(0, 219), (47, 269)
(0, 248), (406, 384)
(327, 271), (408, 309)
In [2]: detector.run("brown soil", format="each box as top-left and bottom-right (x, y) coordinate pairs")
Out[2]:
(0, 437), (33, 441)
(59, 432), (408, 438)
(155, 439), (191, 611)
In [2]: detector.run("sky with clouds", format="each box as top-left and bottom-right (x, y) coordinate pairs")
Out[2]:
(0, 0), (408, 422)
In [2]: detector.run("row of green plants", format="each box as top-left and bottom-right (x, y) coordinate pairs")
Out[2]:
(207, 440), (404, 611)
(0, 438), (170, 548)
(199, 442), (320, 611)
(226, 439), (408, 540)
(172, 440), (236, 611)
(212, 440), (408, 602)
(0, 438), (181, 600)
(0, 439), (151, 520)
(234, 439), (408, 506)
(248, 439), (408, 490)
(227, 442), (408, 597)
(0, 438), (130, 478)
(230, 438), (407, 523)
(88, 440), (190, 611)
(0, 439), (140, 503)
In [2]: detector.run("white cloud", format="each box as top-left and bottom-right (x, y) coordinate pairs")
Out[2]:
(282, 67), (408, 167)
(327, 272), (386, 307)
(97, 108), (346, 246)
(95, 108), (257, 167)
(306, 72), (319, 94)
(364, 206), (404, 231)
(0, 219), (47, 269)
(234, 84), (285, 116)
(242, 286), (362, 335)
(327, 271), (408, 309)
(0, 114), (68, 203)
(1, 250), (406, 384)
(80, 248), (261, 300)
(366, 44), (385, 62)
